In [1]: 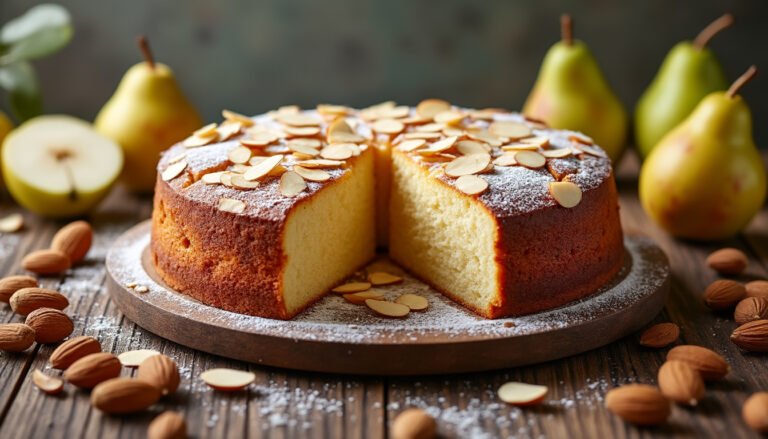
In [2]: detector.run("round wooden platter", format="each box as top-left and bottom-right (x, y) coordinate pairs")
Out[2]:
(106, 221), (670, 376)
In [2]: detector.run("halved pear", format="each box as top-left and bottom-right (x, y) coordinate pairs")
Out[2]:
(1, 115), (123, 218)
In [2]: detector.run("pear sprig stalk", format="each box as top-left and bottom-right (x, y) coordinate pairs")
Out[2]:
(137, 35), (156, 70)
(693, 13), (734, 49)
(560, 14), (573, 46)
(726, 65), (758, 98)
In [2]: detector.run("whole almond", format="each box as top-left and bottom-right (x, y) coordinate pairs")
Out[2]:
(746, 280), (768, 299)
(0, 323), (36, 352)
(51, 221), (93, 264)
(734, 297), (768, 326)
(148, 411), (187, 439)
(667, 345), (730, 380)
(0, 275), (38, 303)
(605, 384), (670, 426)
(25, 308), (73, 343)
(91, 377), (161, 414)
(639, 323), (680, 348)
(706, 248), (748, 275)
(50, 335), (102, 369)
(21, 249), (71, 275)
(391, 408), (437, 439)
(730, 320), (768, 352)
(743, 392), (768, 433)
(64, 352), (121, 388)
(658, 360), (704, 406)
(10, 287), (68, 316)
(704, 280), (746, 310)
(137, 354), (180, 395)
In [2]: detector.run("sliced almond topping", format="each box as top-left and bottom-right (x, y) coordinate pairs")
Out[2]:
(243, 155), (284, 181)
(368, 272), (403, 286)
(229, 163), (250, 174)
(498, 382), (548, 406)
(217, 122), (243, 141)
(279, 171), (307, 197)
(228, 146), (252, 164)
(467, 132), (504, 147)
(514, 151), (546, 169)
(493, 154), (517, 167)
(241, 131), (280, 147)
(329, 131), (366, 144)
(286, 141), (319, 157)
(521, 136), (550, 148)
(220, 172), (234, 187)
(501, 143), (540, 152)
(276, 113), (321, 127)
(377, 105), (410, 119)
(343, 291), (385, 305)
(548, 181), (582, 208)
(293, 165), (330, 182)
(402, 115), (431, 125)
(217, 198), (246, 214)
(445, 153), (491, 177)
(201, 171), (223, 185)
(434, 110), (465, 125)
(168, 153), (187, 164)
(416, 99), (452, 118)
(442, 127), (465, 137)
(398, 139), (427, 152)
(222, 109), (255, 127)
(366, 299), (410, 318)
(162, 161), (188, 181)
(372, 119), (405, 135)
(455, 175), (489, 195)
(277, 105), (301, 115)
(542, 148), (573, 158)
(194, 123), (219, 138)
(284, 126), (320, 137)
(200, 368), (255, 391)
(332, 282), (371, 294)
(0, 213), (24, 233)
(230, 174), (260, 189)
(416, 123), (445, 133)
(419, 136), (458, 156)
(287, 138), (322, 149)
(320, 143), (355, 160)
(577, 145), (607, 158)
(404, 132), (442, 140)
(32, 370), (64, 395)
(297, 159), (344, 169)
(456, 140), (490, 156)
(183, 133), (218, 148)
(118, 349), (160, 367)
(395, 294), (429, 311)
(569, 134), (593, 145)
(360, 101), (396, 120)
(316, 104), (350, 116)
(488, 121), (532, 140)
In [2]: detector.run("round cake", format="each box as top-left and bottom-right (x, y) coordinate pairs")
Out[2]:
(151, 100), (624, 320)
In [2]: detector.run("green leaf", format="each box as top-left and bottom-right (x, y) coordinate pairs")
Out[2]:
(0, 4), (72, 65)
(0, 62), (42, 121)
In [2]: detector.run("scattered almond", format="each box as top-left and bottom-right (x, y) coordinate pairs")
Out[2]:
(514, 150), (546, 169)
(64, 352), (122, 389)
(730, 319), (768, 352)
(638, 322), (679, 348)
(194, 123), (218, 137)
(666, 345), (729, 380)
(395, 294), (429, 311)
(548, 181), (582, 208)
(416, 99), (451, 118)
(455, 175), (489, 195)
(658, 360), (704, 406)
(365, 299), (410, 318)
(217, 198), (246, 214)
(0, 275), (38, 303)
(745, 280), (768, 299)
(222, 109), (254, 127)
(497, 382), (548, 406)
(391, 408), (437, 439)
(162, 160), (187, 181)
(25, 307), (73, 343)
(243, 154), (283, 181)
(706, 248), (748, 275)
(373, 118), (405, 135)
(343, 291), (385, 305)
(0, 323), (36, 352)
(10, 287), (68, 316)
(148, 411), (187, 439)
(51, 220), (93, 263)
(542, 148), (572, 158)
(293, 165), (331, 182)
(118, 349), (160, 367)
(21, 249), (71, 275)
(605, 384), (670, 426)
(279, 171), (307, 197)
(444, 153), (491, 177)
(320, 143), (354, 160)
(138, 354), (181, 395)
(734, 297), (768, 325)
(200, 368), (255, 391)
(332, 282), (371, 294)
(0, 213), (24, 233)
(704, 279), (746, 310)
(743, 392), (768, 433)
(368, 272), (403, 286)
(32, 369), (64, 395)
(488, 121), (532, 139)
(228, 146), (252, 164)
(91, 377), (162, 414)
(50, 335), (101, 369)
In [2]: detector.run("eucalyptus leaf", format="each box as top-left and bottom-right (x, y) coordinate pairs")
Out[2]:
(0, 62), (42, 121)
(0, 4), (72, 65)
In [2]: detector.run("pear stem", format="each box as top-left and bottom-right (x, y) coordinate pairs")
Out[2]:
(561, 14), (573, 46)
(693, 13), (734, 49)
(137, 35), (155, 70)
(726, 65), (758, 98)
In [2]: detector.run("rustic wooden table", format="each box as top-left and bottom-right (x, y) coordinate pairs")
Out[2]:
(0, 153), (766, 439)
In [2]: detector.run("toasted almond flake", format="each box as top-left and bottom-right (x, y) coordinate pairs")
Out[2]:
(395, 294), (429, 311)
(434, 110), (465, 125)
(0, 214), (24, 233)
(244, 155), (284, 181)
(183, 133), (218, 148)
(194, 123), (218, 137)
(360, 101), (396, 119)
(332, 282), (372, 294)
(377, 106), (410, 119)
(442, 127), (465, 137)
(542, 148), (573, 158)
(343, 291), (386, 305)
(293, 165), (330, 182)
(168, 153), (187, 164)
(402, 115), (431, 125)
(419, 153), (455, 163)
(521, 136), (550, 148)
(514, 151), (546, 169)
(493, 154), (518, 167)
(498, 382), (548, 406)
(229, 163), (250, 174)
(217, 122), (243, 141)
(286, 142), (319, 157)
(241, 131), (279, 147)
(569, 134), (594, 145)
(230, 174), (260, 189)
(577, 145), (607, 158)
(488, 121), (532, 140)
(220, 173), (234, 187)
(549, 181), (582, 208)
(200, 368), (255, 391)
(118, 349), (160, 367)
(297, 159), (344, 169)
(276, 113), (321, 127)
(501, 143), (540, 151)
(416, 99), (452, 118)
(320, 144), (355, 160)
(134, 285), (149, 293)
(416, 123), (445, 133)
(32, 370), (63, 395)
(456, 140), (489, 156)
(372, 119), (405, 135)
(467, 132), (504, 147)
(316, 104), (350, 116)
(328, 131), (366, 144)
(455, 175), (488, 195)
(445, 153), (491, 177)
(419, 136), (458, 155)
(277, 105), (301, 114)
(161, 161), (187, 181)
(368, 272), (403, 286)
(217, 198), (246, 214)
(284, 126), (320, 137)
(222, 109), (255, 127)
(469, 110), (497, 120)
(227, 146), (252, 164)
(398, 139), (427, 152)
(287, 138), (322, 149)
(279, 171), (307, 197)
(404, 132), (442, 140)
(125, 282), (138, 289)
(366, 299), (410, 318)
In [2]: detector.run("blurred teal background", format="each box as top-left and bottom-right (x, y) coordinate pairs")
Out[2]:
(1, 0), (767, 146)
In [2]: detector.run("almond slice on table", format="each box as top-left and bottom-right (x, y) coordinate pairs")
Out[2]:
(279, 171), (307, 197)
(51, 220), (92, 263)
(22, 249), (71, 275)
(0, 213), (24, 233)
(416, 98), (451, 118)
(395, 294), (429, 311)
(320, 143), (355, 160)
(444, 153), (491, 177)
(200, 368), (255, 391)
(497, 382), (548, 406)
(217, 198), (246, 214)
(639, 322), (679, 348)
(50, 335), (102, 369)
(488, 121), (532, 140)
(548, 181), (582, 208)
(118, 349), (161, 367)
(514, 151), (546, 169)
(666, 345), (730, 380)
(365, 299), (410, 318)
(343, 291), (385, 305)
(372, 119), (405, 135)
(228, 146), (252, 164)
(243, 154), (284, 181)
(455, 175), (488, 196)
(32, 369), (64, 395)
(222, 109), (255, 127)
(162, 160), (187, 181)
(293, 165), (330, 182)
(368, 272), (403, 286)
(332, 282), (371, 294)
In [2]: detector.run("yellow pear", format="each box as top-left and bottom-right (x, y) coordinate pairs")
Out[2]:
(0, 110), (13, 188)
(640, 66), (766, 240)
(94, 36), (202, 192)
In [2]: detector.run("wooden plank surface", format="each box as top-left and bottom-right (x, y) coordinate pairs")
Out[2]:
(0, 153), (766, 438)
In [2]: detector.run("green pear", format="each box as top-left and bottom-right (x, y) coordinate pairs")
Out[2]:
(635, 14), (733, 158)
(95, 36), (202, 192)
(640, 66), (766, 240)
(523, 15), (628, 162)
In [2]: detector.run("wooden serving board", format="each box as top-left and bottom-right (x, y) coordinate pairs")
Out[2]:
(106, 221), (669, 375)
